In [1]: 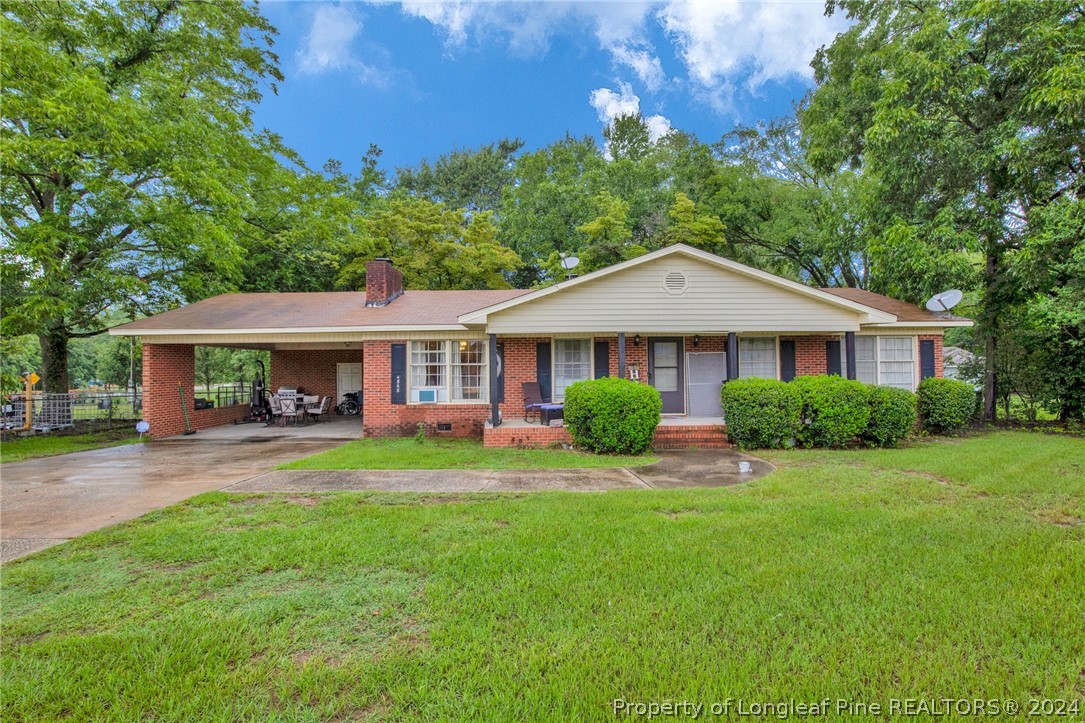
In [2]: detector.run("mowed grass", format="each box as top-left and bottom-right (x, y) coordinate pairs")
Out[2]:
(278, 436), (657, 470)
(0, 428), (141, 464)
(2, 432), (1083, 721)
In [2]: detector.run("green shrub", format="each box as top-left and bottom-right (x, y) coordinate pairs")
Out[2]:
(917, 377), (978, 434)
(720, 378), (802, 449)
(790, 375), (872, 448)
(863, 385), (917, 447)
(563, 377), (661, 454)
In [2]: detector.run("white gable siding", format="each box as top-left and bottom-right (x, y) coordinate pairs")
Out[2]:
(484, 256), (862, 334)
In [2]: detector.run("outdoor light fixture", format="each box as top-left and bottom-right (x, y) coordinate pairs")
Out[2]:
(634, 334), (641, 347)
(693, 335), (700, 347)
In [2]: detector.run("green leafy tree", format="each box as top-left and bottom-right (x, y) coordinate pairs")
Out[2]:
(0, 0), (291, 392)
(339, 197), (521, 290)
(664, 193), (726, 250)
(802, 0), (1084, 420)
(577, 191), (644, 271)
(396, 138), (524, 212)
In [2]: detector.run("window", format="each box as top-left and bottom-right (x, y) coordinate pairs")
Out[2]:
(854, 336), (877, 385)
(739, 337), (777, 379)
(852, 336), (915, 390)
(553, 338), (592, 400)
(452, 340), (487, 402)
(878, 337), (915, 390)
(409, 340), (489, 403)
(410, 341), (447, 403)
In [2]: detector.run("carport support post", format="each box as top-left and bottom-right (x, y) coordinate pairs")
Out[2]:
(726, 332), (738, 381)
(845, 331), (857, 381)
(489, 333), (500, 427)
(617, 333), (626, 379)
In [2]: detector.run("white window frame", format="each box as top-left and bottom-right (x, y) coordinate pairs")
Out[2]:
(552, 337), (594, 402)
(408, 340), (489, 404)
(738, 336), (778, 380)
(851, 335), (917, 391)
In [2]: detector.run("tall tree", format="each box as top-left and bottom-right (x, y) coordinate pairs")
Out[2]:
(338, 197), (521, 291)
(396, 138), (524, 212)
(802, 0), (1084, 420)
(0, 0), (290, 391)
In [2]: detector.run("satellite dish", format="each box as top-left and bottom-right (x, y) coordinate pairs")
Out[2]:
(925, 289), (964, 312)
(559, 256), (580, 271)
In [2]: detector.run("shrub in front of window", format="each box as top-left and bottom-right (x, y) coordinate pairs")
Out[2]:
(862, 385), (917, 447)
(790, 375), (872, 448)
(563, 377), (661, 454)
(720, 378), (802, 449)
(917, 377), (977, 434)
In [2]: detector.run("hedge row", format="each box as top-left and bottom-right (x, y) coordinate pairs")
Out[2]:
(721, 376), (928, 449)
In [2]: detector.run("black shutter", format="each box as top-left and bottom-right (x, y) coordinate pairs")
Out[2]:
(594, 340), (610, 378)
(826, 340), (842, 376)
(780, 340), (796, 382)
(495, 343), (505, 403)
(920, 339), (936, 380)
(391, 343), (406, 405)
(536, 341), (552, 402)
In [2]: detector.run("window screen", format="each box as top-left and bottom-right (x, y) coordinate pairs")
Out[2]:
(553, 338), (592, 399)
(738, 338), (777, 379)
(879, 337), (915, 390)
(854, 336), (877, 385)
(452, 340), (487, 401)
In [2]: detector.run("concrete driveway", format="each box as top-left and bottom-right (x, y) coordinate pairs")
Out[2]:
(0, 437), (351, 562)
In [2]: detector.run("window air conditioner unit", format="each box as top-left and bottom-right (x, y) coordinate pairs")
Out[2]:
(417, 388), (438, 403)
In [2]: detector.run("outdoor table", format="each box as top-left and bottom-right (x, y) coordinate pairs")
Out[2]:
(539, 403), (564, 426)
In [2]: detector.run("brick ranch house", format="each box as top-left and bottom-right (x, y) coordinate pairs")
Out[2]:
(109, 244), (971, 447)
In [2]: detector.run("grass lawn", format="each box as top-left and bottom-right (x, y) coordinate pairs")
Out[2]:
(2, 432), (1082, 720)
(278, 436), (658, 470)
(0, 428), (141, 464)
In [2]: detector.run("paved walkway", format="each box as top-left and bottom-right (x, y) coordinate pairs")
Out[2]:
(2, 441), (771, 563)
(0, 437), (350, 562)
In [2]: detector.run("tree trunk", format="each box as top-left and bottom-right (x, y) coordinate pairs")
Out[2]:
(982, 249), (999, 422)
(39, 326), (71, 393)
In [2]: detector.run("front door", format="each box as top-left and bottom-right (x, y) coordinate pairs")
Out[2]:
(648, 337), (684, 414)
(336, 363), (362, 404)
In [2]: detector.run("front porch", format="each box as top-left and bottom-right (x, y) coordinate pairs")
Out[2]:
(483, 416), (730, 450)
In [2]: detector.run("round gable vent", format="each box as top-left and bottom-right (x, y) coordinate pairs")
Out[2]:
(662, 270), (689, 296)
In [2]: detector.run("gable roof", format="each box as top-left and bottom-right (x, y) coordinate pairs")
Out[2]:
(111, 290), (529, 335)
(458, 244), (898, 326)
(819, 288), (972, 326)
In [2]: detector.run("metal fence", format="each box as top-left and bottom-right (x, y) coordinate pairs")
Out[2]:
(2, 391), (143, 432)
(194, 384), (253, 409)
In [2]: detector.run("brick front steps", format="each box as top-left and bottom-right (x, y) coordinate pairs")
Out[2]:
(651, 424), (731, 450)
(483, 422), (730, 450)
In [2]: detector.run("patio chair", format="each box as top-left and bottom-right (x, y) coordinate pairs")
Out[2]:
(306, 396), (331, 423)
(522, 381), (545, 423)
(268, 394), (282, 426)
(279, 396), (298, 426)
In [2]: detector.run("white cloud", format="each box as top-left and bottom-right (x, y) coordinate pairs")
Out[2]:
(590, 82), (673, 158)
(374, 1), (850, 114)
(297, 5), (362, 74)
(297, 4), (405, 88)
(658, 0), (849, 109)
(609, 45), (667, 92)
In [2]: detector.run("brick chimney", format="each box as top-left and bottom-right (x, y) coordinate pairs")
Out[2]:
(365, 258), (403, 307)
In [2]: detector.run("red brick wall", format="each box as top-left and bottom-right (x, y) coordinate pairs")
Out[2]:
(270, 349), (362, 405)
(361, 340), (490, 437)
(781, 335), (833, 377)
(919, 334), (945, 378)
(142, 344), (194, 439)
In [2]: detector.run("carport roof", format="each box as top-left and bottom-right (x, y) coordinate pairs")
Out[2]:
(110, 290), (530, 334)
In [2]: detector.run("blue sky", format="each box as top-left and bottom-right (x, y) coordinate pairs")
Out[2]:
(253, 1), (848, 173)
